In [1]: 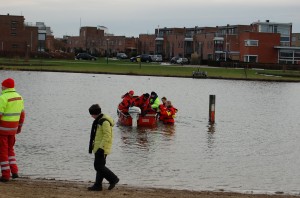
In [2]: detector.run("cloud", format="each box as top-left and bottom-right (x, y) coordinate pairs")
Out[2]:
(1, 0), (299, 37)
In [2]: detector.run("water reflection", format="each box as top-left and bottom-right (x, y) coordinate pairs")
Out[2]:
(118, 123), (176, 151)
(207, 123), (215, 133)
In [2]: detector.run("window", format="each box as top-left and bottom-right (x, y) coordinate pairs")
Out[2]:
(11, 32), (17, 36)
(244, 40), (258, 46)
(11, 21), (18, 28)
(280, 37), (290, 42)
(280, 51), (293, 58)
(244, 55), (257, 62)
(12, 44), (19, 48)
(38, 34), (46, 40)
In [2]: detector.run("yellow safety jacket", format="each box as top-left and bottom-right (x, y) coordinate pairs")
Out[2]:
(93, 114), (115, 155)
(0, 88), (25, 135)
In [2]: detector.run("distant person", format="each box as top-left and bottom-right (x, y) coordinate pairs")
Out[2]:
(0, 78), (25, 182)
(118, 90), (135, 114)
(88, 104), (119, 191)
(149, 91), (160, 112)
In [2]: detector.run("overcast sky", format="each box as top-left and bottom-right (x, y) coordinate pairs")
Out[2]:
(1, 0), (300, 38)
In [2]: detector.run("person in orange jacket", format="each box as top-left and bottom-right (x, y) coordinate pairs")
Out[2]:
(118, 90), (135, 114)
(158, 97), (167, 121)
(160, 100), (177, 124)
(0, 78), (25, 182)
(133, 93), (150, 115)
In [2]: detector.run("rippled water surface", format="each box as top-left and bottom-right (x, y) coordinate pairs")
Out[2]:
(1, 70), (299, 194)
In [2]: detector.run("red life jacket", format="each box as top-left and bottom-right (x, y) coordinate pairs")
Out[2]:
(134, 95), (152, 114)
(161, 106), (177, 124)
(159, 104), (167, 121)
(118, 94), (134, 113)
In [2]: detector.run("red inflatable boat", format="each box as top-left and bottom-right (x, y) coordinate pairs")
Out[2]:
(117, 107), (158, 127)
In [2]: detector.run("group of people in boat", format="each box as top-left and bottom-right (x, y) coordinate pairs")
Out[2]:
(118, 90), (178, 124)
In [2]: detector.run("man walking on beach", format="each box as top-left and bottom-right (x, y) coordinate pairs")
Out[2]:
(0, 78), (25, 182)
(88, 104), (119, 191)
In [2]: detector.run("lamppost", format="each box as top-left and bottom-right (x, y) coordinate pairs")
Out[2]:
(106, 38), (109, 64)
(25, 44), (30, 62)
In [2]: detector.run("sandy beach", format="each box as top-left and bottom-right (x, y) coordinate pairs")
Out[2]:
(0, 178), (298, 198)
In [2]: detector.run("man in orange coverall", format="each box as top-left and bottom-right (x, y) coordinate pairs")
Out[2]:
(0, 78), (25, 182)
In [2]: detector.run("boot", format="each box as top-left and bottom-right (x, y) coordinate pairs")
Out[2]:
(108, 178), (119, 190)
(88, 184), (102, 191)
(12, 173), (19, 179)
(0, 177), (9, 182)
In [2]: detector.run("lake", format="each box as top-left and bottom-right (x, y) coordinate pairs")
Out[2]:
(1, 70), (299, 195)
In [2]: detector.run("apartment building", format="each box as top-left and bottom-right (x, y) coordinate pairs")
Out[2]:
(144, 21), (299, 64)
(139, 34), (155, 55)
(66, 26), (138, 57)
(34, 22), (53, 52)
(0, 14), (38, 57)
(292, 33), (300, 47)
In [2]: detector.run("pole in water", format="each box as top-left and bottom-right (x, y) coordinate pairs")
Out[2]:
(209, 95), (216, 124)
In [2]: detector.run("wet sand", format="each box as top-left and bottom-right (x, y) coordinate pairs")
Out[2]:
(0, 178), (298, 198)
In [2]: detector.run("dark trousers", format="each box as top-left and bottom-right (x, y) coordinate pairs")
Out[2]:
(94, 149), (118, 186)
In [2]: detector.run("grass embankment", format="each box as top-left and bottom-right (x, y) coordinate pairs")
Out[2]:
(0, 58), (299, 82)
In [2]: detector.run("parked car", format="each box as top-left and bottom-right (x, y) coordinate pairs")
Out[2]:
(130, 56), (137, 62)
(116, 53), (128, 59)
(75, 53), (97, 60)
(170, 56), (180, 64)
(152, 54), (163, 62)
(130, 54), (152, 62)
(177, 57), (190, 65)
(216, 57), (232, 62)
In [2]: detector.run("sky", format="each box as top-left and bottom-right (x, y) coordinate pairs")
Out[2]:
(1, 0), (300, 38)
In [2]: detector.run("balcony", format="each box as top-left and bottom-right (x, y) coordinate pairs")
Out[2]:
(155, 35), (164, 41)
(213, 37), (224, 41)
(185, 33), (193, 42)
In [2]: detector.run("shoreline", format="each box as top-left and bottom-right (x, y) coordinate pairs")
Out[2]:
(1, 67), (300, 82)
(0, 177), (299, 198)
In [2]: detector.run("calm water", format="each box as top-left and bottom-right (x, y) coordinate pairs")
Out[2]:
(1, 70), (299, 195)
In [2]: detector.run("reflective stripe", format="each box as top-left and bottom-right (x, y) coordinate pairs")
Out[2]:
(2, 113), (21, 116)
(0, 127), (18, 131)
(8, 97), (22, 102)
(8, 156), (16, 160)
(0, 161), (9, 165)
(1, 166), (10, 170)
(9, 161), (17, 165)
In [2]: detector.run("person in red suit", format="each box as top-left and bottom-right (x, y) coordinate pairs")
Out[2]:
(134, 93), (157, 116)
(0, 78), (25, 182)
(118, 90), (135, 114)
(158, 97), (167, 121)
(160, 101), (177, 124)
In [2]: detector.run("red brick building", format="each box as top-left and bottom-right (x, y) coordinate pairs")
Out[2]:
(145, 21), (299, 64)
(139, 34), (155, 55)
(66, 26), (138, 57)
(239, 32), (280, 63)
(0, 14), (38, 57)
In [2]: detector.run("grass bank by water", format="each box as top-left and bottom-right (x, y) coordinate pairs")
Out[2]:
(0, 58), (299, 82)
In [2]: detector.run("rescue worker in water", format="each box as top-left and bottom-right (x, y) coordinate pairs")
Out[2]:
(118, 90), (135, 114)
(0, 78), (25, 182)
(159, 100), (177, 124)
